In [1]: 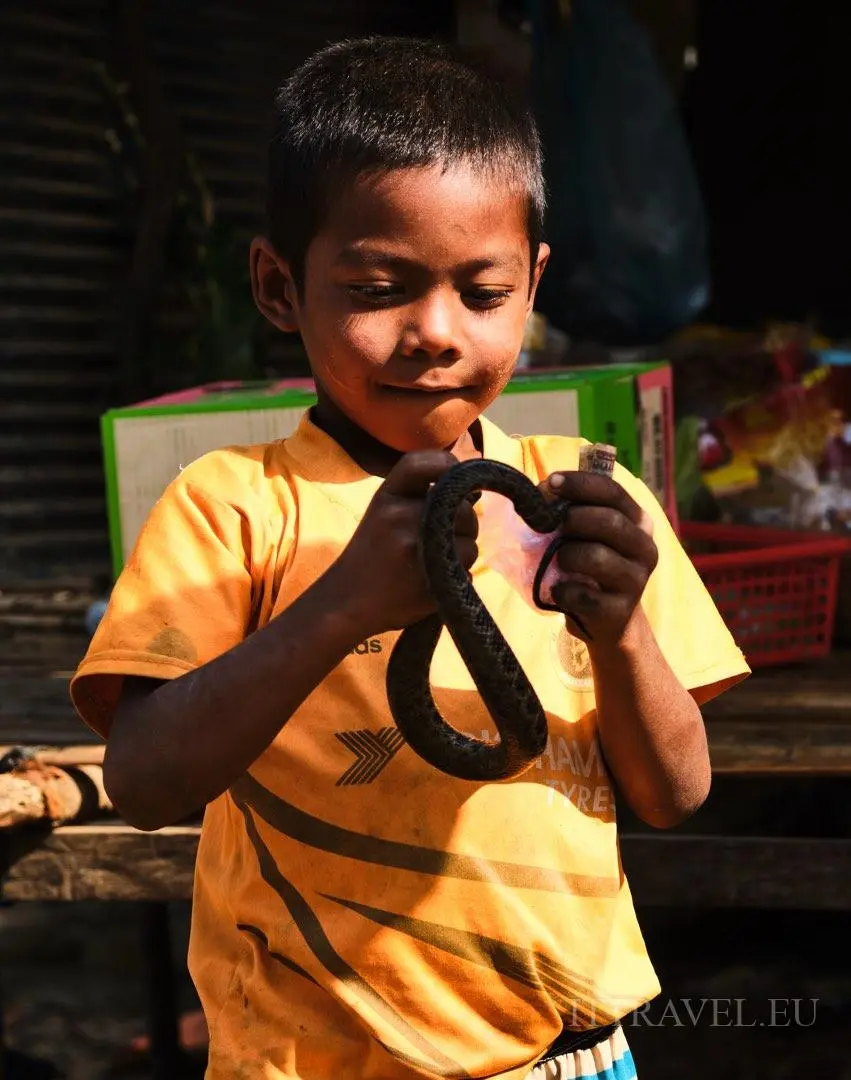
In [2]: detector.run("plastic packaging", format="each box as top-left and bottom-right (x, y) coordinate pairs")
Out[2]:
(476, 489), (564, 609)
(532, 0), (709, 343)
(476, 444), (617, 609)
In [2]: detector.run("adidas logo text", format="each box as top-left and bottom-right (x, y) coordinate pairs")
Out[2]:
(350, 638), (383, 655)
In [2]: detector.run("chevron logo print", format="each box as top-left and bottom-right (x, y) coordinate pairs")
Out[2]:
(335, 727), (406, 786)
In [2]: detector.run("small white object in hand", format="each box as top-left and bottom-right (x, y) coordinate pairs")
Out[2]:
(578, 443), (617, 477)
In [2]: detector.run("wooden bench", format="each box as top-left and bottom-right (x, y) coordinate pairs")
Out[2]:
(2, 648), (851, 1077)
(2, 649), (851, 908)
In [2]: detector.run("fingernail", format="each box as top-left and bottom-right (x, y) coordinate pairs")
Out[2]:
(549, 473), (566, 491)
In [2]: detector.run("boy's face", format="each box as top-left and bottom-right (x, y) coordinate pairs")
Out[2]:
(252, 163), (549, 455)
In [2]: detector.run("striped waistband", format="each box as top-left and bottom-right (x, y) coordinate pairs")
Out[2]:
(529, 1024), (636, 1080)
(539, 1021), (620, 1061)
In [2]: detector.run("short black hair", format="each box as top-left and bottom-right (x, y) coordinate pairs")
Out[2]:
(266, 35), (546, 290)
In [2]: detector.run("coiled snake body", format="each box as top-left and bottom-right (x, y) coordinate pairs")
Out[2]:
(386, 459), (572, 783)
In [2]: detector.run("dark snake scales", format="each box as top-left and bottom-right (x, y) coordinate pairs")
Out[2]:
(386, 458), (574, 783)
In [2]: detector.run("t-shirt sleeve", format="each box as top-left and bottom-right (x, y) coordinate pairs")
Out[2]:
(70, 459), (265, 739)
(614, 463), (750, 702)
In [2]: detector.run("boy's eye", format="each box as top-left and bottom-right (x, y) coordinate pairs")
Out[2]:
(465, 288), (513, 310)
(347, 283), (403, 305)
(346, 283), (513, 310)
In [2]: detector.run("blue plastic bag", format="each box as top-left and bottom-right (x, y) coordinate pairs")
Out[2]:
(532, 0), (710, 343)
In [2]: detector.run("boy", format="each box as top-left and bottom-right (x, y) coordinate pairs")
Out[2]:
(70, 36), (749, 1080)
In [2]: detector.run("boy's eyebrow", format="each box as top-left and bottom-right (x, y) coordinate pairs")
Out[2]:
(335, 246), (525, 275)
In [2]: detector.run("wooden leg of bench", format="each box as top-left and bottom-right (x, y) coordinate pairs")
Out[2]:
(0, 969), (6, 1075)
(141, 900), (185, 1079)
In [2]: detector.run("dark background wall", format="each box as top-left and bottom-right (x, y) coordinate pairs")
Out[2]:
(0, 0), (454, 584)
(3, 0), (849, 584)
(681, 0), (851, 334)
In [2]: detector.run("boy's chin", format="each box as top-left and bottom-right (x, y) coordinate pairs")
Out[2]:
(371, 417), (477, 455)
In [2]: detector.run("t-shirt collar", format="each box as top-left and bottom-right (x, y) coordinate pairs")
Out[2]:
(281, 409), (525, 493)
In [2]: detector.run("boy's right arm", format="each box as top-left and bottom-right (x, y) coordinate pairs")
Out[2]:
(103, 451), (478, 832)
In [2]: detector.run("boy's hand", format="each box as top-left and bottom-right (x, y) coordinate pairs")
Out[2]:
(332, 451), (479, 636)
(541, 471), (658, 647)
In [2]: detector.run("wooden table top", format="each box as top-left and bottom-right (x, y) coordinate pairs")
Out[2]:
(2, 634), (850, 775)
(2, 640), (850, 907)
(5, 821), (851, 909)
(700, 651), (851, 774)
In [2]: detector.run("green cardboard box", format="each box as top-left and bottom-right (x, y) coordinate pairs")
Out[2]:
(572, 361), (677, 529)
(101, 363), (674, 574)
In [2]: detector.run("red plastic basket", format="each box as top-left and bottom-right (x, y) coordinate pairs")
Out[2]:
(680, 522), (851, 667)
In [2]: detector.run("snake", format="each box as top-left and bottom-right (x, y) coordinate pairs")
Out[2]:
(386, 458), (576, 783)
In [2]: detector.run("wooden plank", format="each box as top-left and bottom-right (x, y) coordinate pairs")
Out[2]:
(0, 206), (117, 231)
(0, 432), (101, 454)
(621, 835), (851, 910)
(0, 239), (122, 263)
(0, 371), (111, 391)
(0, 579), (102, 594)
(0, 175), (116, 201)
(0, 10), (104, 40)
(4, 824), (851, 908)
(0, 340), (113, 359)
(0, 464), (105, 485)
(1, 141), (105, 167)
(0, 722), (99, 749)
(0, 76), (100, 105)
(699, 654), (851, 773)
(6, 45), (104, 74)
(707, 719), (851, 774)
(0, 594), (93, 616)
(702, 654), (851, 720)
(0, 496), (106, 520)
(0, 610), (94, 633)
(0, 274), (107, 292)
(0, 677), (92, 745)
(0, 112), (107, 142)
(3, 653), (851, 769)
(0, 630), (102, 743)
(0, 306), (110, 325)
(0, 745), (105, 766)
(0, 823), (200, 902)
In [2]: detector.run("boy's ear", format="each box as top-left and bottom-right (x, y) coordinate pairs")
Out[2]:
(527, 242), (550, 314)
(250, 237), (301, 333)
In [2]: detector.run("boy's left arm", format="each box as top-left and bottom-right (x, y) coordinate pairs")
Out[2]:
(587, 607), (712, 829)
(543, 467), (750, 829)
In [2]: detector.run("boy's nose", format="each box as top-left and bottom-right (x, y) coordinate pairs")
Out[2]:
(400, 293), (462, 360)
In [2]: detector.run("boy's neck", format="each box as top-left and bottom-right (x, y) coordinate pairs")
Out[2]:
(310, 400), (483, 477)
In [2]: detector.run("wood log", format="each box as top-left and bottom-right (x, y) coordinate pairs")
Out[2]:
(0, 773), (44, 829)
(0, 754), (110, 830)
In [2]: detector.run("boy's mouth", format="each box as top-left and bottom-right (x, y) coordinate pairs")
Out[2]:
(380, 383), (473, 396)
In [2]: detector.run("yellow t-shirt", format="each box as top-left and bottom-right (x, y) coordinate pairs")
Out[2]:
(70, 412), (748, 1080)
